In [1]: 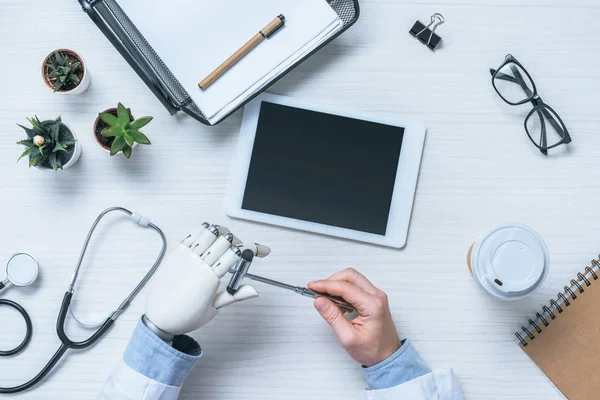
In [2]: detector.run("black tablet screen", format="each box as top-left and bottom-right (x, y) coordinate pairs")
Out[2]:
(242, 101), (405, 235)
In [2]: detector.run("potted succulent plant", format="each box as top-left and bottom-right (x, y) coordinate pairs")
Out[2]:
(93, 103), (152, 158)
(42, 50), (91, 95)
(17, 116), (81, 171)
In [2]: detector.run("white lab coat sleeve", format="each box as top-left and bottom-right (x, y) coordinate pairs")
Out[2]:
(98, 317), (202, 400)
(99, 361), (182, 400)
(364, 368), (464, 400)
(362, 340), (464, 400)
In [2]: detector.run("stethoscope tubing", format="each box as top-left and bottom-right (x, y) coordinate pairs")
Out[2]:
(0, 207), (167, 394)
(0, 299), (33, 357)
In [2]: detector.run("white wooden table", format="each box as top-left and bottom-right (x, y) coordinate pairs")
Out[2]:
(1, 0), (599, 398)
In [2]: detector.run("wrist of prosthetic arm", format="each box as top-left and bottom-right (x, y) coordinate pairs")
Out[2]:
(144, 223), (270, 338)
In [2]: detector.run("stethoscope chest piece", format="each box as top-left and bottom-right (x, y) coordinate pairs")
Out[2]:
(0, 253), (39, 357)
(4, 253), (39, 287)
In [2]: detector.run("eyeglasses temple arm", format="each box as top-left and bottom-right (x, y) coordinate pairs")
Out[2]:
(538, 109), (548, 149)
(490, 68), (519, 84)
(539, 107), (569, 140)
(509, 64), (535, 98)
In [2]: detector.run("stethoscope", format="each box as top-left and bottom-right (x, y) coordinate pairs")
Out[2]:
(0, 207), (167, 394)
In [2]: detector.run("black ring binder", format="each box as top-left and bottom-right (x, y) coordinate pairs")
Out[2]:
(565, 285), (577, 299)
(515, 332), (528, 346)
(550, 299), (563, 313)
(543, 305), (556, 320)
(585, 266), (597, 280)
(578, 272), (591, 286)
(78, 0), (360, 125)
(571, 279), (584, 293)
(522, 326), (535, 340)
(516, 257), (600, 347)
(558, 292), (571, 305)
(536, 312), (549, 327)
(529, 318), (542, 333)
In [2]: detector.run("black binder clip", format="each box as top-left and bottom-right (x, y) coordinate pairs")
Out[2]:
(409, 13), (445, 51)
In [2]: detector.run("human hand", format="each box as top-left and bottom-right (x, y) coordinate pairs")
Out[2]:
(308, 268), (401, 367)
(145, 224), (270, 336)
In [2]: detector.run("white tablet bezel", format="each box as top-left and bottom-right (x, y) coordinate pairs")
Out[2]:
(227, 93), (426, 248)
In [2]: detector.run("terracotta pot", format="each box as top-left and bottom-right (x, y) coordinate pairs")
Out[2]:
(42, 49), (91, 95)
(93, 108), (136, 154)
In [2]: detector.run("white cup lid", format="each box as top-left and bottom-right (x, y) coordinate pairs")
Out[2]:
(471, 223), (549, 299)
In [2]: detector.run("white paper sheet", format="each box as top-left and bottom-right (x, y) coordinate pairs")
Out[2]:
(117, 0), (342, 124)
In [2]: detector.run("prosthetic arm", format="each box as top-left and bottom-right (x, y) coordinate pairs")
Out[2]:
(144, 223), (270, 340)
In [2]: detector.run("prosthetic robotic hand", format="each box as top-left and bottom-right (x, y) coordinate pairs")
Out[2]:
(144, 223), (270, 341)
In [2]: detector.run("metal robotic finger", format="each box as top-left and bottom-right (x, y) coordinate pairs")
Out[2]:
(201, 233), (234, 265)
(212, 246), (241, 278)
(188, 224), (219, 253)
(213, 285), (259, 309)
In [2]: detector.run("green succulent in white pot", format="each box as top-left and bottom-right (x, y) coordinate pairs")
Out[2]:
(17, 116), (81, 171)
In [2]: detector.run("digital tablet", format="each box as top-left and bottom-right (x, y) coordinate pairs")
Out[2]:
(227, 93), (426, 248)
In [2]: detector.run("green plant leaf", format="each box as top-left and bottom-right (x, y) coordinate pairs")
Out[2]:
(48, 152), (58, 171)
(99, 112), (119, 127)
(70, 73), (80, 83)
(130, 131), (151, 145)
(53, 142), (67, 152)
(130, 116), (153, 131)
(117, 103), (130, 126)
(29, 154), (42, 168)
(124, 133), (134, 147)
(49, 120), (60, 142)
(53, 80), (64, 92)
(17, 147), (34, 162)
(122, 144), (132, 159)
(71, 61), (81, 71)
(17, 124), (36, 138)
(110, 135), (126, 156)
(28, 117), (43, 134)
(101, 126), (122, 137)
(17, 139), (34, 147)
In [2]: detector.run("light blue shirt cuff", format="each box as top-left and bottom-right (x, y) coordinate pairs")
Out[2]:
(363, 339), (432, 390)
(123, 317), (202, 387)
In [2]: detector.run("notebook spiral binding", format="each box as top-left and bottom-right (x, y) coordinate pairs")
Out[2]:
(515, 256), (600, 346)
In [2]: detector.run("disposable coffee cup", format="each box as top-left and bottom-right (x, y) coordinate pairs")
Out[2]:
(467, 223), (549, 300)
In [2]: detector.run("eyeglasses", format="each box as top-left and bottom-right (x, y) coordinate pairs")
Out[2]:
(490, 54), (572, 155)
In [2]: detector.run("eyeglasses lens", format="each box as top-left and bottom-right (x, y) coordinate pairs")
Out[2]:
(494, 62), (535, 104)
(525, 106), (567, 149)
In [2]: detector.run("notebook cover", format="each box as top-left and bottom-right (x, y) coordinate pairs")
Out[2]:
(521, 282), (600, 399)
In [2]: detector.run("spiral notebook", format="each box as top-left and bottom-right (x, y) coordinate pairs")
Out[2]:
(516, 255), (600, 400)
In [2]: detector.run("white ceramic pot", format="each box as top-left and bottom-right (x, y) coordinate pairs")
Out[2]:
(42, 49), (91, 95)
(34, 122), (82, 171)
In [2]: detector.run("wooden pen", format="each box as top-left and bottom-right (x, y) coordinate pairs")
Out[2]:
(199, 14), (286, 90)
